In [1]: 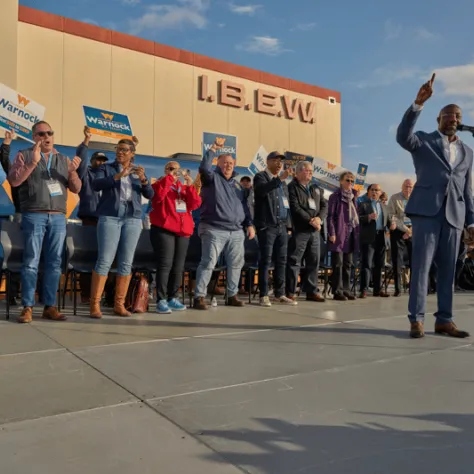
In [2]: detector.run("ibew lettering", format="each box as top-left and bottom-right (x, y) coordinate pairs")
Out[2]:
(0, 98), (40, 124)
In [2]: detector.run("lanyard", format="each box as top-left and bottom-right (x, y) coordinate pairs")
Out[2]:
(171, 184), (181, 199)
(41, 152), (53, 177)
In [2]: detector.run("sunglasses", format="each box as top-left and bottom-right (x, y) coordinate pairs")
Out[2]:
(345, 179), (354, 183)
(35, 131), (54, 137)
(167, 167), (178, 171)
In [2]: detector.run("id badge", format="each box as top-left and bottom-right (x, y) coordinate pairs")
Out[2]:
(47, 181), (63, 197)
(308, 198), (316, 210)
(176, 200), (187, 213)
(282, 197), (290, 209)
(404, 217), (412, 226)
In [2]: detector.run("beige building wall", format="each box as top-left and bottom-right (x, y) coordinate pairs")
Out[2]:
(0, 0), (19, 89)
(11, 17), (341, 167)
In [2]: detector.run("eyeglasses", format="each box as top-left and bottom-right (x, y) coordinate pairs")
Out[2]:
(371, 189), (382, 192)
(441, 113), (461, 119)
(345, 179), (354, 183)
(116, 147), (131, 153)
(35, 131), (54, 137)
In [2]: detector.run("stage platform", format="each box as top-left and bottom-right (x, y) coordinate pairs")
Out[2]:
(1, 292), (473, 474)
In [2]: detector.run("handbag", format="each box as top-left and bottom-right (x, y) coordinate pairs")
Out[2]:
(125, 272), (150, 313)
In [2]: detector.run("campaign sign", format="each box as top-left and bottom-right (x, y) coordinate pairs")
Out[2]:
(353, 162), (369, 192)
(202, 132), (237, 164)
(248, 145), (269, 176)
(0, 83), (45, 142)
(284, 151), (313, 169)
(312, 156), (348, 192)
(83, 106), (133, 140)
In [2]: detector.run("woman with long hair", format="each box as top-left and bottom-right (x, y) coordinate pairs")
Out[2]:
(327, 171), (359, 301)
(89, 138), (154, 318)
(149, 162), (201, 313)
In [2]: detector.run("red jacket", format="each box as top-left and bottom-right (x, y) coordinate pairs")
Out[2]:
(149, 175), (201, 237)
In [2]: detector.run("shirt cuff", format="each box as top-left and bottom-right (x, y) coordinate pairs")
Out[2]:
(468, 224), (474, 229)
(412, 102), (423, 111)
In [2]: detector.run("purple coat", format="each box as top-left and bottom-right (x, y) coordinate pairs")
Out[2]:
(327, 188), (360, 253)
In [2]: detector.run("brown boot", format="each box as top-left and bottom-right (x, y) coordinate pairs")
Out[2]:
(193, 297), (208, 310)
(42, 306), (67, 321)
(227, 295), (245, 307)
(114, 274), (133, 317)
(90, 271), (108, 319)
(410, 321), (424, 339)
(18, 307), (33, 324)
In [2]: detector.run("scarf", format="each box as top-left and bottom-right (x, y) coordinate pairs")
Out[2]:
(341, 188), (359, 227)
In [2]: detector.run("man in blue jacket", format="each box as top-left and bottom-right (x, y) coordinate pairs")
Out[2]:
(76, 127), (109, 303)
(194, 137), (255, 310)
(396, 73), (474, 338)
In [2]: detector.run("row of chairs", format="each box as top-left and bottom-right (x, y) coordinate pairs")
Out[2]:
(0, 220), (405, 320)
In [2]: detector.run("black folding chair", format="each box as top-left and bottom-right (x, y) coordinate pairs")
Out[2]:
(62, 224), (98, 315)
(242, 237), (260, 304)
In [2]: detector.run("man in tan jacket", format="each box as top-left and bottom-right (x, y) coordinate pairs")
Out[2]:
(387, 179), (414, 296)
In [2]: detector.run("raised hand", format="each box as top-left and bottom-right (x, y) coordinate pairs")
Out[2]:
(132, 136), (139, 147)
(4, 129), (15, 145)
(69, 156), (82, 172)
(415, 73), (435, 106)
(83, 126), (92, 144)
(279, 168), (290, 181)
(135, 165), (146, 181)
(32, 139), (42, 166)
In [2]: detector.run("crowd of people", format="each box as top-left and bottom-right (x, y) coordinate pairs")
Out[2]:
(0, 75), (473, 339)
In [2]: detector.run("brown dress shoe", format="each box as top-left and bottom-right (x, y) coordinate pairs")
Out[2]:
(410, 321), (424, 338)
(334, 293), (348, 301)
(374, 291), (390, 297)
(17, 307), (33, 324)
(435, 321), (470, 338)
(193, 297), (208, 310)
(227, 295), (245, 307)
(306, 294), (326, 302)
(42, 306), (67, 321)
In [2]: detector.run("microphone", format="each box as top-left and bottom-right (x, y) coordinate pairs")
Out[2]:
(457, 124), (474, 133)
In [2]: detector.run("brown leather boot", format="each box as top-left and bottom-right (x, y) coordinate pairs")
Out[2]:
(18, 307), (33, 324)
(42, 306), (67, 321)
(410, 321), (424, 339)
(193, 297), (208, 310)
(114, 274), (133, 317)
(226, 295), (245, 307)
(90, 271), (108, 319)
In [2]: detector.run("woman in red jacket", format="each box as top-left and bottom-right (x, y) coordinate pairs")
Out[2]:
(150, 161), (201, 313)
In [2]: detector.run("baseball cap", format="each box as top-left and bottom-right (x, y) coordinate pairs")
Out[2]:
(267, 151), (285, 161)
(91, 152), (108, 161)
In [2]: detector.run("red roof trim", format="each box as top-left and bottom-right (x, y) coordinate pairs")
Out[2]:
(18, 5), (341, 102)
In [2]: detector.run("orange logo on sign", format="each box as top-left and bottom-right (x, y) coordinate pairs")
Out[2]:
(17, 95), (30, 107)
(327, 162), (336, 170)
(101, 113), (114, 120)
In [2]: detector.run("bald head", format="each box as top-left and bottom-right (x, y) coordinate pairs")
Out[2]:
(402, 179), (413, 198)
(437, 104), (462, 137)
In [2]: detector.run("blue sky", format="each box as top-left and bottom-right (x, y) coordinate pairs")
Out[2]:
(21, 0), (474, 193)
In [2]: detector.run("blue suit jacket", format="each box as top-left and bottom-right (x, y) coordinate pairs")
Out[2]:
(396, 104), (474, 230)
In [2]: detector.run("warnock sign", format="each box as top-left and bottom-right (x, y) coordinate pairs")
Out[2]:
(198, 75), (316, 123)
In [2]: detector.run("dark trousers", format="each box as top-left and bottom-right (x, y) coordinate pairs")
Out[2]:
(331, 252), (353, 296)
(257, 224), (288, 297)
(360, 231), (386, 293)
(150, 225), (190, 301)
(455, 238), (467, 287)
(390, 229), (412, 292)
(286, 231), (321, 296)
(80, 216), (99, 298)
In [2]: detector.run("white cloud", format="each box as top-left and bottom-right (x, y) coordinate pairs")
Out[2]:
(237, 36), (290, 56)
(366, 170), (415, 196)
(81, 18), (99, 26)
(384, 19), (402, 40)
(354, 65), (425, 89)
(229, 3), (262, 15)
(414, 26), (437, 41)
(347, 144), (361, 149)
(290, 22), (317, 32)
(129, 0), (210, 34)
(435, 63), (474, 119)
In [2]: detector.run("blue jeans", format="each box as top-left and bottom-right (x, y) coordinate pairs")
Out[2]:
(195, 227), (245, 298)
(21, 212), (66, 307)
(95, 205), (142, 276)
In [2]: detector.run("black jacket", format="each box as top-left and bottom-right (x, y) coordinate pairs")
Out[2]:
(253, 170), (291, 230)
(288, 178), (327, 233)
(358, 199), (389, 244)
(0, 142), (20, 213)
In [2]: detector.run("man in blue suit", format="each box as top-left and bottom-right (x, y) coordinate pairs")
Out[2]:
(397, 73), (474, 339)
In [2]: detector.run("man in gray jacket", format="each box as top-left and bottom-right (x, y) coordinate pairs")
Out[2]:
(396, 73), (474, 338)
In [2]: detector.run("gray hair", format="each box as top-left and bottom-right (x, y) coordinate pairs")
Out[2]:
(296, 161), (312, 173)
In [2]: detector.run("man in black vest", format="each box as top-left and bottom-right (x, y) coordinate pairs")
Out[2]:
(8, 121), (82, 323)
(286, 161), (327, 301)
(253, 152), (295, 306)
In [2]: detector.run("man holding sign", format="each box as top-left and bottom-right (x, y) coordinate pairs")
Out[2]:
(396, 73), (474, 338)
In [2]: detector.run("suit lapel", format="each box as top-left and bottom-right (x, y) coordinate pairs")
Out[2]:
(432, 132), (451, 169)
(453, 142), (469, 170)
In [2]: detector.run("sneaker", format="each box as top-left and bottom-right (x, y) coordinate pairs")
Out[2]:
(156, 300), (172, 314)
(260, 296), (272, 307)
(276, 295), (298, 306)
(168, 298), (186, 311)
